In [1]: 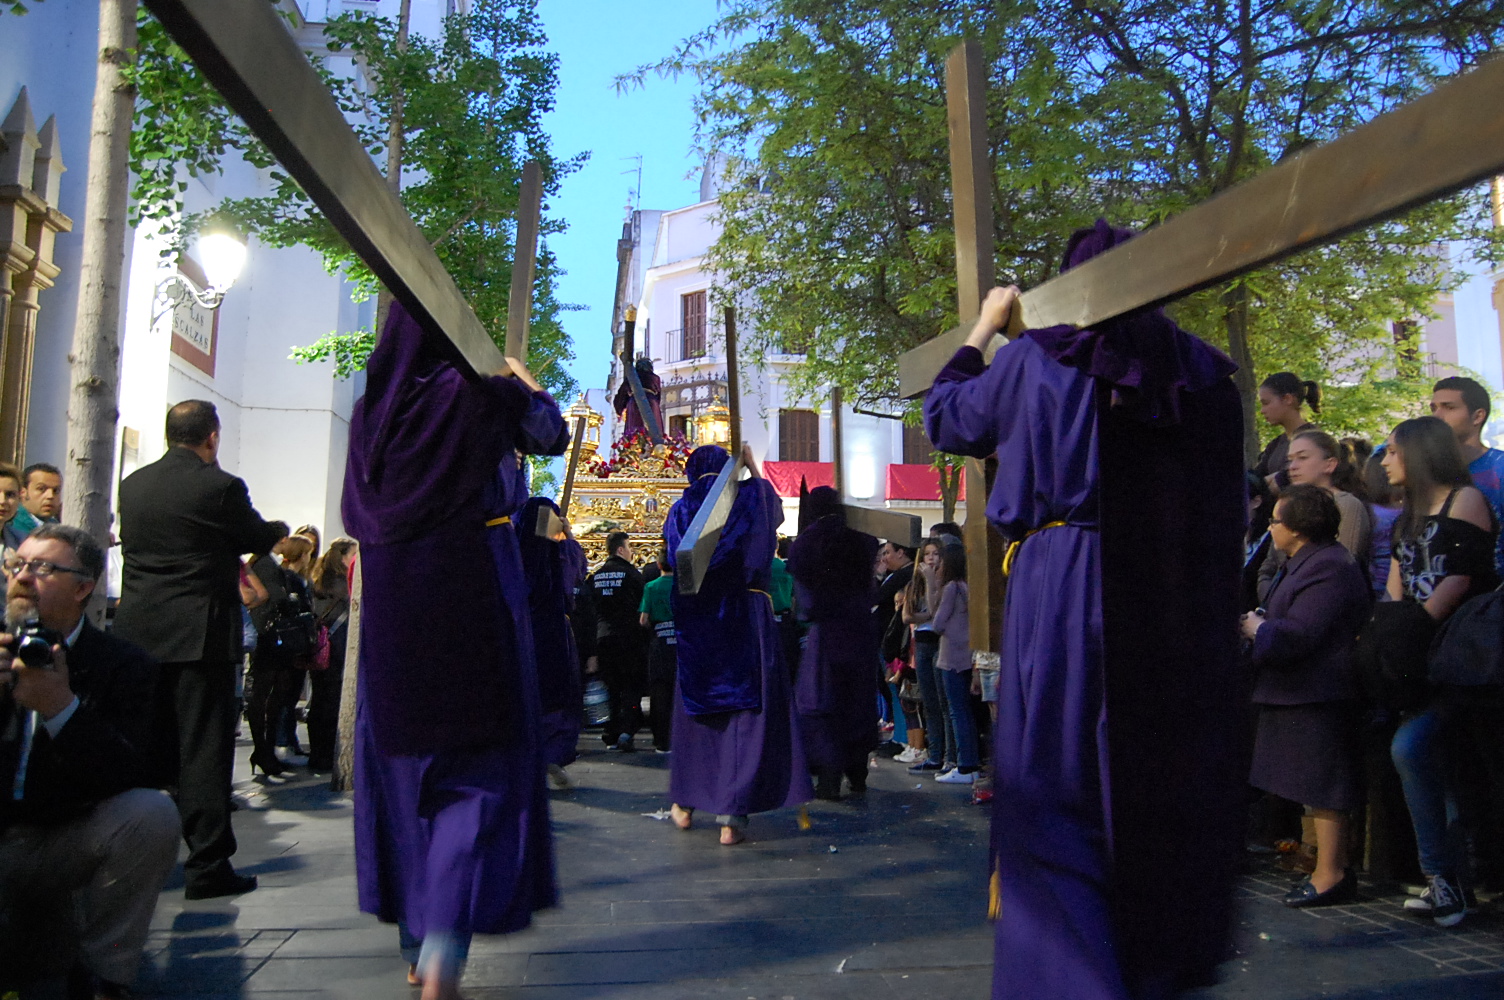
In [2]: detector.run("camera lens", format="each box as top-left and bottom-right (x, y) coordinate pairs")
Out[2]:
(16, 635), (52, 668)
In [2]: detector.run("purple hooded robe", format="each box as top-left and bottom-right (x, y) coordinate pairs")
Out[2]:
(663, 446), (812, 817)
(517, 496), (589, 767)
(924, 222), (1247, 999)
(343, 303), (567, 940)
(787, 487), (880, 775)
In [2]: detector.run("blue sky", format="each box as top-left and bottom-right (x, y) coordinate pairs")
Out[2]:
(537, 0), (726, 401)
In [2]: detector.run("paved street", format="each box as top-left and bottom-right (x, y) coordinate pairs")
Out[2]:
(135, 737), (1504, 999)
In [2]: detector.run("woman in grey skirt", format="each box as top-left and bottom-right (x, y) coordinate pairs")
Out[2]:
(1241, 484), (1373, 907)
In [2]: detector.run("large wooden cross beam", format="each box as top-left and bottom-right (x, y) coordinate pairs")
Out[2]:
(900, 46), (1504, 399)
(903, 39), (1504, 662)
(141, 0), (533, 379)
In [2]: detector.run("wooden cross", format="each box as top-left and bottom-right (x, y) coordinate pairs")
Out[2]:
(676, 313), (920, 596)
(535, 412), (588, 539)
(141, 0), (533, 380)
(902, 39), (1504, 659)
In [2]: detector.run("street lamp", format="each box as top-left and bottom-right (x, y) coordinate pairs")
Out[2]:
(158, 217), (248, 312)
(698, 402), (732, 451)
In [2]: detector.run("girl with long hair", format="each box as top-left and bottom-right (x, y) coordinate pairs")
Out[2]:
(928, 542), (979, 784)
(306, 538), (357, 772)
(1383, 416), (1498, 928)
(902, 539), (949, 773)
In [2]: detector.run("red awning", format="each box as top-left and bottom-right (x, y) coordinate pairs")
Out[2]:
(762, 461), (835, 498)
(885, 464), (966, 501)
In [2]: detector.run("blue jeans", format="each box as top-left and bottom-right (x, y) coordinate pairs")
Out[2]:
(1392, 703), (1462, 877)
(913, 638), (949, 766)
(935, 668), (980, 771)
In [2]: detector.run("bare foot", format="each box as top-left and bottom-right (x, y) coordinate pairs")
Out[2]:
(407, 964), (422, 986)
(419, 977), (465, 1000)
(671, 803), (693, 830)
(720, 825), (746, 845)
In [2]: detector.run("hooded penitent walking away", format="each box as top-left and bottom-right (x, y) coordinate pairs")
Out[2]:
(924, 221), (1246, 1000)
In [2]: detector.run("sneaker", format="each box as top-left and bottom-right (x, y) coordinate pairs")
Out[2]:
(936, 768), (976, 784)
(1415, 874), (1467, 927)
(907, 760), (943, 773)
(895, 746), (925, 764)
(1404, 879), (1479, 915)
(547, 764), (573, 789)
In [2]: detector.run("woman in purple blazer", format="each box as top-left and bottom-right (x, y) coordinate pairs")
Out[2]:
(1241, 484), (1372, 908)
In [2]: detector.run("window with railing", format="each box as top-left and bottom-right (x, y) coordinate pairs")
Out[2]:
(779, 409), (820, 462)
(902, 423), (935, 465)
(681, 290), (707, 358)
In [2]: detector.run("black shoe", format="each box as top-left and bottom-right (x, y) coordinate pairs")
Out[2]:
(1283, 870), (1357, 908)
(616, 733), (636, 753)
(185, 870), (258, 900)
(813, 773), (843, 801)
(907, 760), (943, 773)
(249, 751), (291, 777)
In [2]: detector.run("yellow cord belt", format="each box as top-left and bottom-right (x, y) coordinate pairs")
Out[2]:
(484, 516), (512, 527)
(1000, 520), (1069, 577)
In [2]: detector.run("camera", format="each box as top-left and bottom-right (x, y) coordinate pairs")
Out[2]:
(8, 619), (66, 669)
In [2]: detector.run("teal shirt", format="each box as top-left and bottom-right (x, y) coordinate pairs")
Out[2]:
(639, 573), (675, 625)
(768, 557), (794, 616)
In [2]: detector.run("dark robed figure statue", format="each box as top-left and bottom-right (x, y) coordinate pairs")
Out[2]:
(663, 445), (811, 844)
(924, 221), (1247, 1000)
(342, 303), (568, 999)
(787, 485), (880, 801)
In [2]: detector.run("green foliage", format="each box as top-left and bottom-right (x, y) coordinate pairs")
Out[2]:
(3, 1), (41, 13)
(625, 0), (1504, 444)
(130, 0), (583, 400)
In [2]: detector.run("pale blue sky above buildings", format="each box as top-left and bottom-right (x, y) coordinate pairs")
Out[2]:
(537, 0), (724, 402)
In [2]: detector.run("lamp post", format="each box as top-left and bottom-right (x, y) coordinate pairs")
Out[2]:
(698, 401), (732, 451)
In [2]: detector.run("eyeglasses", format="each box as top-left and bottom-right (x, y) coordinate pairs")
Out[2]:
(2, 557), (90, 579)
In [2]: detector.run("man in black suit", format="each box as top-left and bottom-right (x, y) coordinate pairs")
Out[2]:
(0, 524), (179, 999)
(115, 400), (283, 899)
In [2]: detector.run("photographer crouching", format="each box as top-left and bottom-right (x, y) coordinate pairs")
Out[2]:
(0, 525), (178, 999)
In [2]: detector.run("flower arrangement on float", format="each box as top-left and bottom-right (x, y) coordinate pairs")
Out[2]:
(586, 430), (696, 479)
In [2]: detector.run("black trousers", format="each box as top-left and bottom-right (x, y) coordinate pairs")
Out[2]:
(597, 633), (647, 743)
(306, 626), (347, 770)
(647, 638), (677, 751)
(152, 659), (239, 885)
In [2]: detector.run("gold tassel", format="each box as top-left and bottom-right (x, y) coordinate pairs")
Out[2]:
(987, 867), (1001, 921)
(798, 807), (812, 831)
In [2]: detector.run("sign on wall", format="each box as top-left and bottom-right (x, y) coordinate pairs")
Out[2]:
(169, 257), (217, 377)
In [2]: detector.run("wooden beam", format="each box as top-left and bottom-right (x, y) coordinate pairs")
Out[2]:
(901, 49), (1504, 398)
(843, 506), (922, 550)
(141, 0), (507, 379)
(831, 385), (845, 498)
(559, 414), (587, 516)
(506, 160), (542, 360)
(675, 454), (744, 595)
(725, 306), (742, 453)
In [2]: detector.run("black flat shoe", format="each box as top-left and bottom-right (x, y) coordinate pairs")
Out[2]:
(185, 870), (258, 900)
(1283, 870), (1357, 908)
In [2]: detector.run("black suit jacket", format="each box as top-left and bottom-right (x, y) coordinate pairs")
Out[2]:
(0, 620), (159, 830)
(114, 446), (283, 663)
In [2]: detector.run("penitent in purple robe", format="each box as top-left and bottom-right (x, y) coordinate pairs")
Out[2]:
(924, 221), (1247, 1000)
(787, 487), (880, 776)
(343, 303), (567, 942)
(517, 496), (589, 767)
(663, 446), (812, 817)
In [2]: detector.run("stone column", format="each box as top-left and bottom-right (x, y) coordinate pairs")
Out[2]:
(0, 89), (71, 465)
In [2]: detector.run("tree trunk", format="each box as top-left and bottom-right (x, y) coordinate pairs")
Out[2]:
(372, 0), (411, 339)
(1221, 280), (1260, 465)
(938, 462), (961, 524)
(63, 0), (137, 554)
(332, 555), (362, 792)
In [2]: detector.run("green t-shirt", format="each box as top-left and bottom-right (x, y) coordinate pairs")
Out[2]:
(768, 557), (794, 615)
(639, 573), (675, 625)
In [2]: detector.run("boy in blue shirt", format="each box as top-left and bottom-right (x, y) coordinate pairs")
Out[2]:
(1431, 376), (1504, 576)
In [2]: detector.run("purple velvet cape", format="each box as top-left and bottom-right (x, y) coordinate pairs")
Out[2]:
(924, 221), (1247, 999)
(787, 503), (881, 772)
(663, 446), (812, 816)
(517, 496), (588, 767)
(344, 302), (566, 937)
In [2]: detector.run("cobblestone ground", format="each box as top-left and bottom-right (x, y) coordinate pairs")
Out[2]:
(133, 736), (1504, 999)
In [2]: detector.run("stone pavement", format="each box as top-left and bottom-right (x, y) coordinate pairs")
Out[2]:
(133, 736), (1504, 999)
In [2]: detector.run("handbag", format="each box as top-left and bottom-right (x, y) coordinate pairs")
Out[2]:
(1354, 600), (1437, 711)
(1427, 584), (1504, 687)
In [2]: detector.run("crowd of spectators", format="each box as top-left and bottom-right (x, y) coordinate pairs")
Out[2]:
(1242, 373), (1504, 927)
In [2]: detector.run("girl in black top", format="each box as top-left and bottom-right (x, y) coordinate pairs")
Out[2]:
(1382, 416), (1499, 928)
(1254, 372), (1321, 495)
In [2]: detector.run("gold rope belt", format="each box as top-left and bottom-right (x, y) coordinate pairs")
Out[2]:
(1000, 520), (1069, 577)
(484, 516), (512, 527)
